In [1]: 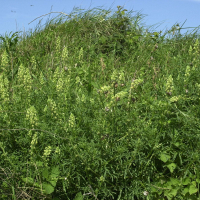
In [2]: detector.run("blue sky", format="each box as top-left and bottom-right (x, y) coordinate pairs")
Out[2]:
(0, 0), (200, 37)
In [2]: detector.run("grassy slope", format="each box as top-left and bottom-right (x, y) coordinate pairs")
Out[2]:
(0, 6), (200, 200)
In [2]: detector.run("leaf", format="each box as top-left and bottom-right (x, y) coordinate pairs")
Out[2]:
(169, 178), (180, 186)
(169, 188), (178, 197)
(196, 178), (200, 183)
(49, 180), (57, 187)
(42, 182), (55, 194)
(164, 189), (174, 200)
(189, 184), (198, 195)
(51, 166), (60, 178)
(183, 187), (189, 196)
(22, 177), (34, 184)
(42, 168), (49, 179)
(167, 163), (176, 173)
(21, 177), (40, 188)
(36, 161), (43, 167)
(160, 153), (171, 163)
(183, 178), (191, 185)
(73, 192), (83, 200)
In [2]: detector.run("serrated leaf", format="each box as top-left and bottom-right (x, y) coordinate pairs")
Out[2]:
(160, 153), (171, 163)
(74, 192), (83, 200)
(167, 163), (176, 173)
(189, 184), (198, 195)
(51, 166), (60, 178)
(42, 182), (55, 194)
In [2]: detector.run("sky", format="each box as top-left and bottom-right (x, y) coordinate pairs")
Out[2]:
(0, 0), (200, 38)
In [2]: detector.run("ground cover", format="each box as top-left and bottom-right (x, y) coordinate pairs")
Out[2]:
(0, 6), (200, 200)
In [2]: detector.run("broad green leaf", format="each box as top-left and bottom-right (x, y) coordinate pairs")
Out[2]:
(49, 180), (57, 187)
(22, 177), (40, 188)
(166, 188), (178, 197)
(160, 153), (171, 163)
(169, 178), (180, 186)
(150, 186), (158, 193)
(42, 182), (55, 194)
(167, 163), (176, 173)
(183, 178), (191, 185)
(36, 161), (43, 167)
(183, 187), (189, 196)
(164, 190), (173, 200)
(22, 177), (34, 184)
(196, 178), (200, 183)
(191, 181), (197, 186)
(74, 192), (83, 200)
(189, 184), (198, 195)
(42, 168), (49, 179)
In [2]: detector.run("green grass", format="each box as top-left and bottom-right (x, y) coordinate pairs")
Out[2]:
(0, 5), (200, 200)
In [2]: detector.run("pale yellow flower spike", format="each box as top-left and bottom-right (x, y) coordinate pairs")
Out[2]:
(165, 75), (174, 94)
(1, 50), (9, 72)
(26, 106), (39, 127)
(69, 113), (76, 128)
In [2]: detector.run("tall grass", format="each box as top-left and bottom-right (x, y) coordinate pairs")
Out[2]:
(0, 6), (200, 200)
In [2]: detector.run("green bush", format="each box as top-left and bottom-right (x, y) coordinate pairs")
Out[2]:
(0, 5), (200, 200)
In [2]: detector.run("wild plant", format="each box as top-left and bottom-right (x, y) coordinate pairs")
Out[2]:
(0, 5), (200, 200)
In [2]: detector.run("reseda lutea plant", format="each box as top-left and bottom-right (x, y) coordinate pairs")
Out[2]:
(1, 6), (200, 200)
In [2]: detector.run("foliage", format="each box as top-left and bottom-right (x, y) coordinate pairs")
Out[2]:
(0, 5), (200, 200)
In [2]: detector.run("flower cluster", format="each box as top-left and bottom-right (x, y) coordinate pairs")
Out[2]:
(30, 131), (38, 155)
(62, 45), (68, 63)
(79, 47), (83, 62)
(184, 65), (190, 84)
(112, 90), (128, 102)
(17, 64), (33, 92)
(55, 146), (61, 155)
(130, 78), (143, 90)
(42, 145), (52, 166)
(100, 85), (111, 95)
(111, 69), (118, 83)
(56, 36), (61, 56)
(26, 106), (39, 127)
(188, 39), (199, 69)
(43, 98), (59, 120)
(0, 74), (9, 102)
(68, 113), (76, 128)
(53, 67), (63, 83)
(30, 56), (37, 72)
(111, 69), (126, 85)
(56, 78), (64, 93)
(0, 105), (10, 125)
(1, 50), (9, 72)
(165, 75), (174, 95)
(39, 71), (46, 85)
(170, 96), (180, 103)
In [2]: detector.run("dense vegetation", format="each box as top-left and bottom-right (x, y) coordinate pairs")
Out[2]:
(0, 6), (200, 200)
